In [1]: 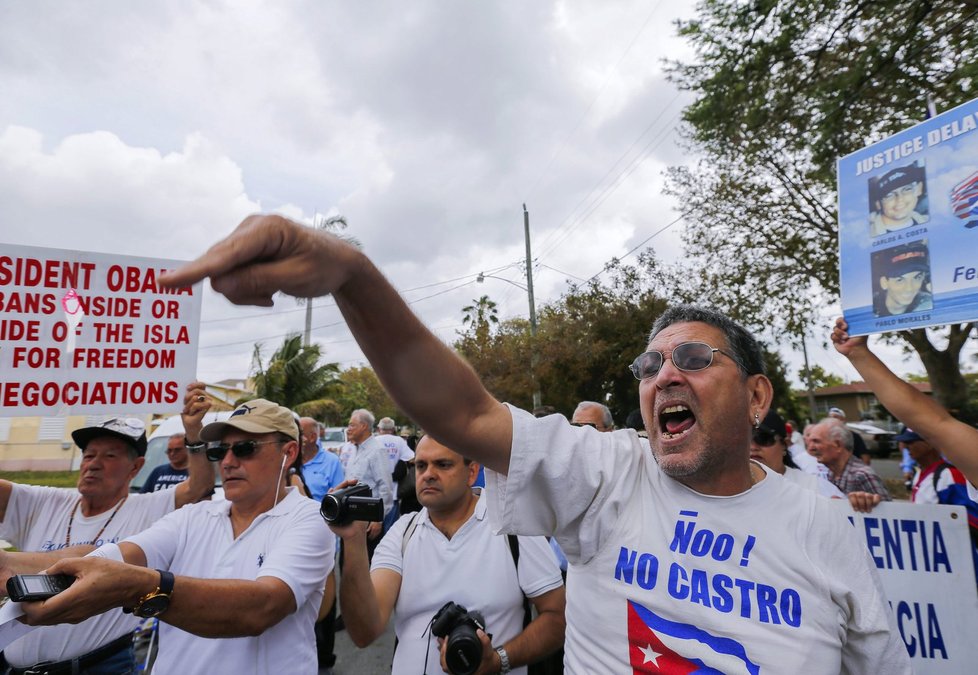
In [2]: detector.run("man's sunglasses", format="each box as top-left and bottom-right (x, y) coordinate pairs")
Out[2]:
(752, 428), (779, 447)
(629, 342), (734, 380)
(571, 422), (597, 428)
(205, 439), (283, 462)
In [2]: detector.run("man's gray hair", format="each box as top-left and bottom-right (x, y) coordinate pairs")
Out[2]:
(299, 417), (321, 433)
(377, 417), (396, 431)
(820, 418), (854, 452)
(351, 409), (376, 429)
(574, 401), (613, 429)
(649, 305), (766, 377)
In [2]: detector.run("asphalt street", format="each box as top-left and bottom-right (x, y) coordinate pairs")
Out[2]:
(326, 620), (397, 675)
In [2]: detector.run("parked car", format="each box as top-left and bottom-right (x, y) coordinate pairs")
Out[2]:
(322, 426), (347, 454)
(847, 421), (897, 459)
(130, 411), (231, 493)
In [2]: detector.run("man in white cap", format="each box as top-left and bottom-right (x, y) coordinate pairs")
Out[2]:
(0, 383), (215, 675)
(20, 398), (334, 675)
(376, 415), (414, 527)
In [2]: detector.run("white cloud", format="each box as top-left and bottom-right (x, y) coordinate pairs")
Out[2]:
(0, 0), (711, 387)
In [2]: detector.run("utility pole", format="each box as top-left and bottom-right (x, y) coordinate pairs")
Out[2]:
(800, 331), (818, 422)
(524, 204), (541, 409)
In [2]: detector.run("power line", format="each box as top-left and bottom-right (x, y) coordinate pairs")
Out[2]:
(523, 0), (667, 203)
(582, 211), (688, 285)
(200, 260), (522, 324)
(536, 105), (683, 261)
(197, 279), (480, 351)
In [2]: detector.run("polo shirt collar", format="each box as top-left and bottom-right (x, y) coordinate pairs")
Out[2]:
(203, 486), (300, 518)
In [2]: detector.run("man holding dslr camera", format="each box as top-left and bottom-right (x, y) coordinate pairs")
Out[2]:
(328, 435), (565, 675)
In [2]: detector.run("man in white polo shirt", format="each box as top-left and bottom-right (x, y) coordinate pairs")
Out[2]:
(20, 399), (333, 675)
(0, 384), (214, 675)
(330, 435), (565, 675)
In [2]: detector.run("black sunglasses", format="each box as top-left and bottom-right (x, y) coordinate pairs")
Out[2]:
(752, 428), (779, 447)
(629, 341), (735, 380)
(205, 439), (283, 462)
(571, 422), (597, 429)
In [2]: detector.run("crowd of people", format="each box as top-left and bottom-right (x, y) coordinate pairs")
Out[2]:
(2, 214), (978, 674)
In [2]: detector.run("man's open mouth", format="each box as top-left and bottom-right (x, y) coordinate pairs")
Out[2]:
(660, 404), (696, 440)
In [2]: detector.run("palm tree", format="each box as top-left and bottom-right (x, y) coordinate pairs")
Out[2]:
(461, 295), (499, 345)
(250, 333), (340, 414)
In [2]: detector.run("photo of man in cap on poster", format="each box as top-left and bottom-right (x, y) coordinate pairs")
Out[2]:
(871, 240), (934, 317)
(868, 161), (930, 236)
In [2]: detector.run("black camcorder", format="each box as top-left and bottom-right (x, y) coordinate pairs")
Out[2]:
(320, 482), (384, 525)
(431, 601), (487, 675)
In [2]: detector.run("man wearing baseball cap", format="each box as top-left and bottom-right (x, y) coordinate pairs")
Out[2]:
(20, 398), (334, 675)
(869, 163), (930, 236)
(873, 241), (933, 317)
(0, 383), (215, 675)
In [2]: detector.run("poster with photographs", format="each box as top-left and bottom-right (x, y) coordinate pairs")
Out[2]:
(838, 96), (978, 336)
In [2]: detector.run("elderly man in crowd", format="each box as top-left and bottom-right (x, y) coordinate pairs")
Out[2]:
(20, 398), (333, 674)
(150, 214), (909, 673)
(570, 401), (614, 431)
(342, 409), (394, 552)
(808, 420), (891, 501)
(0, 384), (214, 675)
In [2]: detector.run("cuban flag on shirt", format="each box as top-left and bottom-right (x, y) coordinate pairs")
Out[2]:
(627, 600), (760, 674)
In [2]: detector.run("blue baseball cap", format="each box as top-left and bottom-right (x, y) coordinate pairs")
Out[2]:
(893, 428), (923, 443)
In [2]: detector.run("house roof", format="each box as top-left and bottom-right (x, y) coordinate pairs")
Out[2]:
(806, 381), (932, 396)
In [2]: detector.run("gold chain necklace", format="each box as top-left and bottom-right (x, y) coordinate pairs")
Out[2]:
(65, 495), (128, 547)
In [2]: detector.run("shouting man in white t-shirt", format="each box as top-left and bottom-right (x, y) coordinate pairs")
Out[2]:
(95, 214), (911, 673)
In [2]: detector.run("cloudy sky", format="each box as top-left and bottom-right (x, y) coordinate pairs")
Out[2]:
(0, 0), (939, 394)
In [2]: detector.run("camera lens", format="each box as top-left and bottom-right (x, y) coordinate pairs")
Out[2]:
(320, 494), (340, 522)
(445, 624), (482, 675)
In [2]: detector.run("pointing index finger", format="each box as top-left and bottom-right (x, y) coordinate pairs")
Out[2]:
(159, 215), (283, 289)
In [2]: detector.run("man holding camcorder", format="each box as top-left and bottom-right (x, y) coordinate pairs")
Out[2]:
(327, 435), (565, 675)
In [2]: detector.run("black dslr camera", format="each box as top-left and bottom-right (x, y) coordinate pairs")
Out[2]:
(320, 482), (385, 525)
(431, 601), (487, 675)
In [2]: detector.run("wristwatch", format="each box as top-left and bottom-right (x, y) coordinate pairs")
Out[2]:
(128, 569), (174, 618)
(185, 436), (207, 454)
(495, 646), (511, 674)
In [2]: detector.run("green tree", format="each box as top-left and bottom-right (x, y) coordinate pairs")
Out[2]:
(798, 365), (844, 390)
(456, 260), (670, 423)
(764, 347), (803, 425)
(665, 0), (978, 420)
(460, 295), (500, 348)
(250, 333), (340, 416)
(332, 366), (401, 425)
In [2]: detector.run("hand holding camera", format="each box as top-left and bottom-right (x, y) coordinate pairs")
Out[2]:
(321, 481), (385, 529)
(432, 601), (491, 675)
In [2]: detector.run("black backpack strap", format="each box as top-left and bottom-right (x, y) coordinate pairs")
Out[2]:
(392, 512), (421, 664)
(401, 512), (421, 556)
(507, 534), (533, 629)
(932, 461), (951, 495)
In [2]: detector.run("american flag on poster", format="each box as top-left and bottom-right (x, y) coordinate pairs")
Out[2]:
(950, 171), (978, 228)
(627, 600), (760, 674)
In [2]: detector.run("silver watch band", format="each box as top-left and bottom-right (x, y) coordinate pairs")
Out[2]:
(495, 645), (511, 674)
(184, 436), (206, 453)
